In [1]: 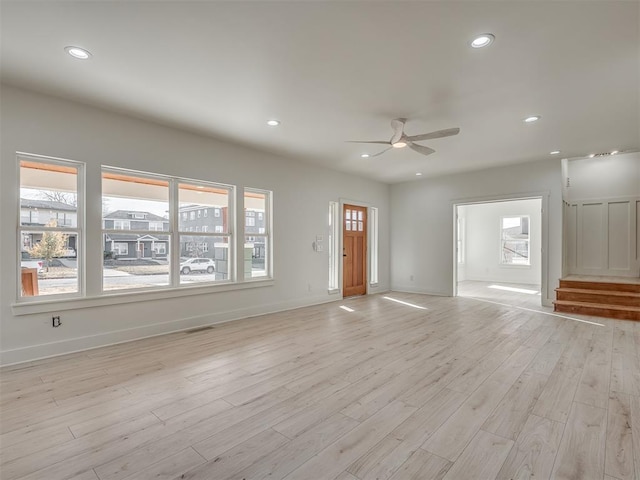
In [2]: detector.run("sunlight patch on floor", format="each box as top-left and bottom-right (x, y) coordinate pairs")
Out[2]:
(383, 296), (428, 310)
(468, 297), (605, 327)
(488, 284), (540, 295)
(339, 305), (355, 312)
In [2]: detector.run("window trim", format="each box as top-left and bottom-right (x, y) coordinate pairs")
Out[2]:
(499, 214), (531, 267)
(244, 188), (272, 280)
(17, 153), (85, 303)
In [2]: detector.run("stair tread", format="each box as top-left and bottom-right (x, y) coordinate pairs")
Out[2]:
(555, 288), (640, 297)
(553, 300), (640, 312)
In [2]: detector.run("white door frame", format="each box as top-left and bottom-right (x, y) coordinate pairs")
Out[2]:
(452, 192), (551, 307)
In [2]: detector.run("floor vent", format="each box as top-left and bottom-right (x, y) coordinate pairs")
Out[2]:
(185, 326), (214, 334)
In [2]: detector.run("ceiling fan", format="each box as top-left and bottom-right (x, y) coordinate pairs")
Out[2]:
(349, 118), (460, 157)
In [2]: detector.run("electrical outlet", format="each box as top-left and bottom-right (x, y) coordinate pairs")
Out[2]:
(52, 315), (61, 328)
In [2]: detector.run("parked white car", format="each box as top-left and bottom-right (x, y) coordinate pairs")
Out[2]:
(180, 258), (215, 274)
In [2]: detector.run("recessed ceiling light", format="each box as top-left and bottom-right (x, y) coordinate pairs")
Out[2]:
(550, 150), (561, 155)
(65, 46), (91, 60)
(360, 153), (370, 158)
(589, 153), (595, 158)
(266, 119), (280, 127)
(524, 115), (541, 123)
(470, 34), (495, 48)
(611, 150), (619, 155)
(392, 141), (407, 149)
(415, 173), (422, 176)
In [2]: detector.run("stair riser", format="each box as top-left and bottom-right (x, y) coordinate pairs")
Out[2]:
(559, 280), (640, 294)
(556, 292), (640, 307)
(554, 304), (640, 321)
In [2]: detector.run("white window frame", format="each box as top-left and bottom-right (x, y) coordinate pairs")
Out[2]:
(328, 201), (340, 293)
(500, 215), (531, 266)
(17, 154), (84, 302)
(114, 242), (129, 255)
(244, 188), (272, 280)
(369, 207), (379, 286)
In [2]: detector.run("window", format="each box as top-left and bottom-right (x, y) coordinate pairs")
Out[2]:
(457, 216), (465, 264)
(501, 216), (530, 265)
(18, 156), (83, 299)
(214, 208), (220, 217)
(190, 211), (195, 220)
(179, 182), (232, 285)
(369, 207), (378, 285)
(197, 210), (201, 218)
(113, 220), (131, 230)
(203, 209), (208, 217)
(102, 170), (170, 291)
(328, 201), (339, 292)
(114, 243), (129, 255)
(148, 221), (164, 231)
(182, 212), (187, 221)
(244, 189), (271, 279)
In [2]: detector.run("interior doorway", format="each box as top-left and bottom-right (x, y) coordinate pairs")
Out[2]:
(343, 204), (367, 297)
(455, 198), (544, 308)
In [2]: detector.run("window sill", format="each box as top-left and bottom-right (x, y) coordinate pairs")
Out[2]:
(11, 279), (275, 316)
(499, 264), (532, 269)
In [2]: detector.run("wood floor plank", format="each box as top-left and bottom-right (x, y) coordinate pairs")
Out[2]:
(440, 430), (514, 480)
(551, 401), (607, 480)
(422, 379), (512, 461)
(482, 372), (549, 440)
(234, 413), (359, 480)
(184, 428), (289, 480)
(532, 364), (582, 423)
(0, 291), (634, 480)
(388, 449), (451, 480)
(605, 392), (634, 480)
(628, 394), (640, 480)
(121, 447), (205, 480)
(496, 414), (565, 480)
(282, 400), (416, 480)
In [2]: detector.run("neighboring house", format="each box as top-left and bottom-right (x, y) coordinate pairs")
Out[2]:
(103, 210), (169, 259)
(20, 198), (78, 255)
(177, 205), (266, 261)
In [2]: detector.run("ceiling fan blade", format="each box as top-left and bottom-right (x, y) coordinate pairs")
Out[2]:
(406, 127), (460, 142)
(409, 144), (436, 156)
(370, 147), (393, 157)
(346, 140), (391, 144)
(390, 118), (406, 144)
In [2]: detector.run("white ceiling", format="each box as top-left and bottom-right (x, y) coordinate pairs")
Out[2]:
(1, 1), (638, 183)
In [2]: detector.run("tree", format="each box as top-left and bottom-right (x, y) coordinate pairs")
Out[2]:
(28, 221), (68, 272)
(39, 190), (77, 207)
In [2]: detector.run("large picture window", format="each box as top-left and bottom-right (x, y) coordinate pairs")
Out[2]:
(17, 160), (268, 303)
(18, 156), (83, 299)
(102, 170), (170, 292)
(244, 189), (271, 279)
(501, 216), (530, 266)
(179, 183), (232, 284)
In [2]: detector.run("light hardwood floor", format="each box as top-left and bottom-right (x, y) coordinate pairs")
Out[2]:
(1, 292), (639, 480)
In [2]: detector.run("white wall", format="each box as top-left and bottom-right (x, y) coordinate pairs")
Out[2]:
(563, 152), (640, 277)
(0, 85), (390, 365)
(390, 159), (562, 305)
(459, 199), (542, 285)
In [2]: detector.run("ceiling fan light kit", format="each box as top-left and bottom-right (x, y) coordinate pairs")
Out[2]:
(348, 118), (460, 158)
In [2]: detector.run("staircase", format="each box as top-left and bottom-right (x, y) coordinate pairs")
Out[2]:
(554, 277), (640, 321)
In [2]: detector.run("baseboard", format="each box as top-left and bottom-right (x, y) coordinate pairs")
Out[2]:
(0, 294), (336, 366)
(391, 285), (450, 297)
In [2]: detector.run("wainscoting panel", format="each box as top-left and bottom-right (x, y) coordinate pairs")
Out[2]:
(565, 196), (639, 277)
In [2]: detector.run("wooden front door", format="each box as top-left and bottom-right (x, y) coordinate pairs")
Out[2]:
(343, 204), (367, 297)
